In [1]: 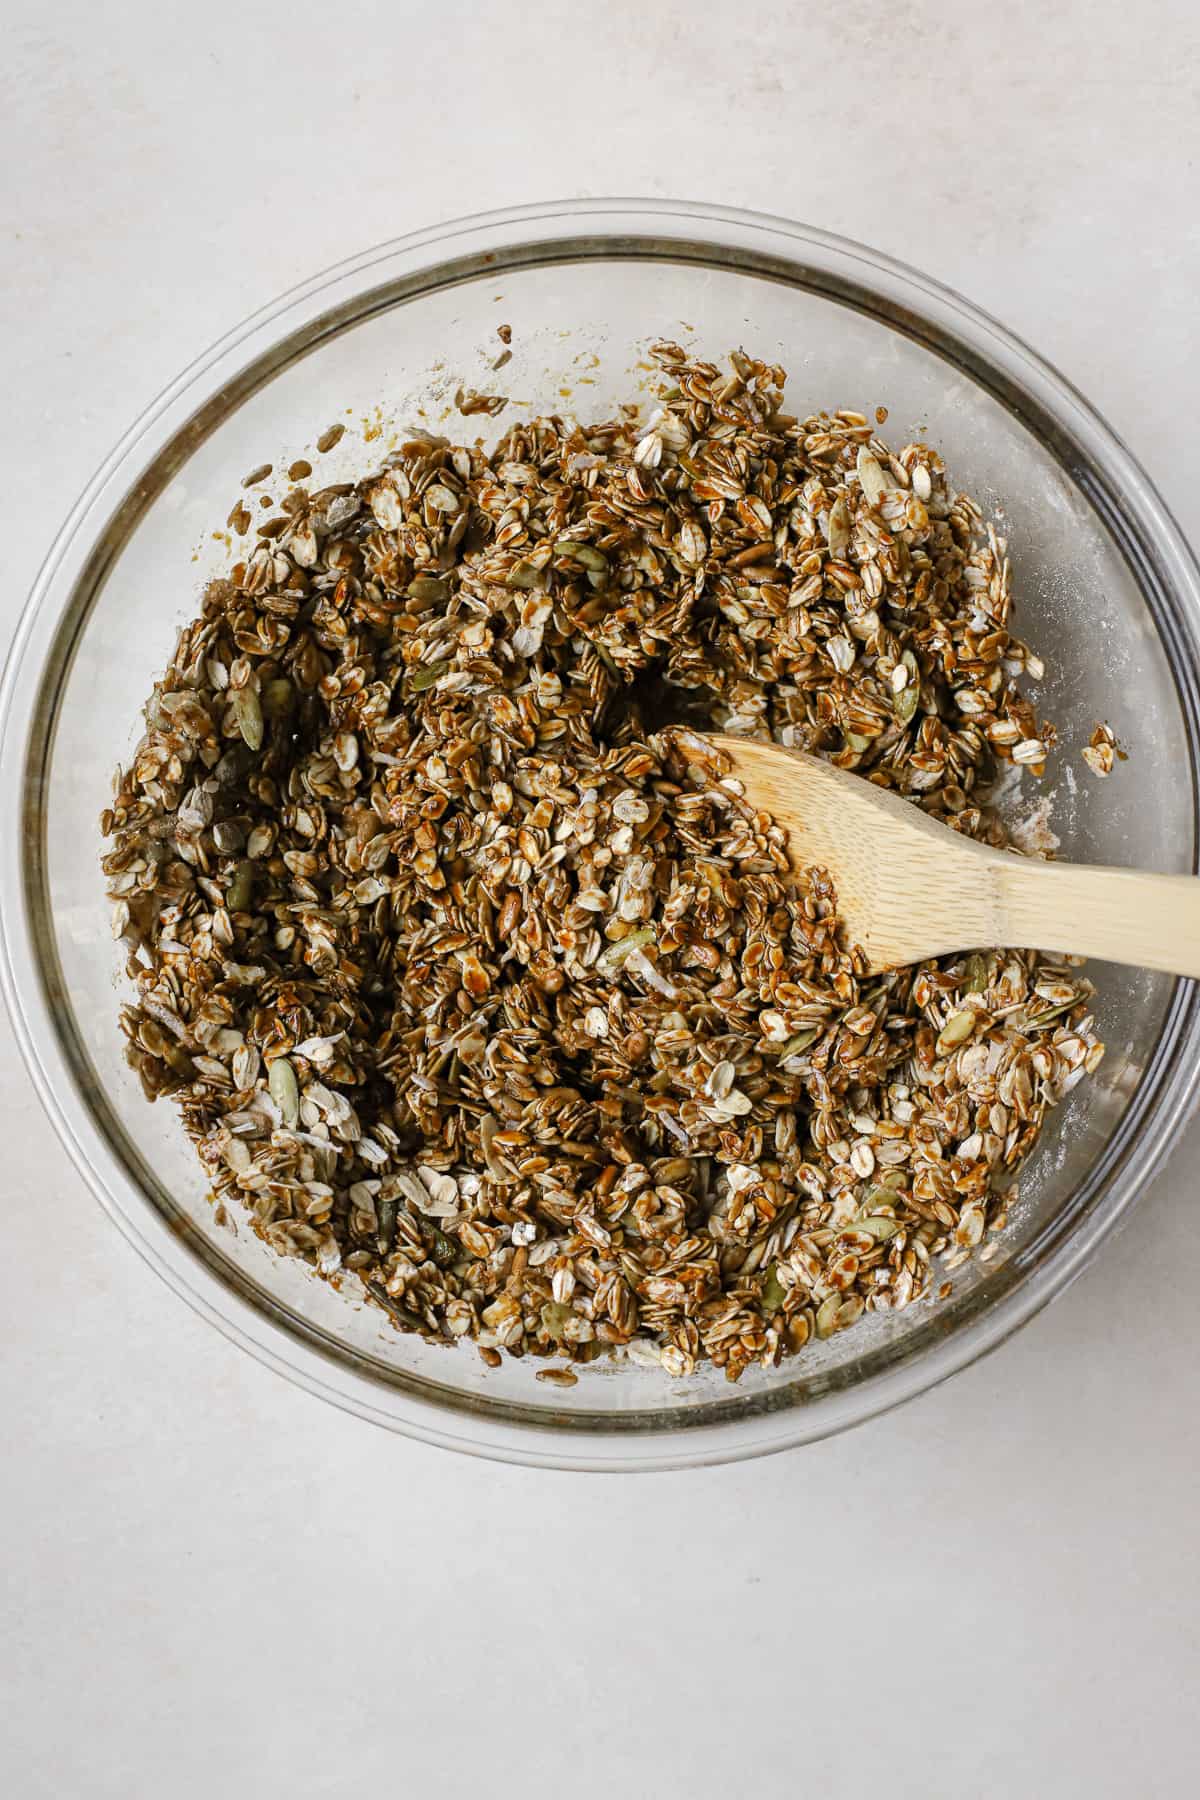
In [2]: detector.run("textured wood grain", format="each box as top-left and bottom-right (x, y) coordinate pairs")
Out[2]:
(711, 734), (1200, 976)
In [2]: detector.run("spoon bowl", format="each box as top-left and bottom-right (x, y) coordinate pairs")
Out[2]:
(711, 734), (1200, 979)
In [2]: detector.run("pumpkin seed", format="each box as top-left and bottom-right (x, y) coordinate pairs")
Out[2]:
(936, 1010), (976, 1055)
(963, 952), (990, 994)
(406, 574), (451, 603)
(225, 860), (255, 914)
(422, 1222), (458, 1268)
(815, 1293), (843, 1339)
(366, 1280), (426, 1333)
(376, 1196), (397, 1256)
(891, 651), (921, 724)
(261, 678), (294, 720)
(895, 684), (920, 724)
(596, 927), (656, 974)
(232, 687), (264, 751)
(268, 1055), (300, 1127)
(760, 1264), (787, 1312)
(506, 559), (543, 588)
(555, 539), (608, 571)
(540, 1301), (572, 1341)
(1028, 999), (1078, 1027)
(408, 662), (448, 692)
(857, 1216), (900, 1242)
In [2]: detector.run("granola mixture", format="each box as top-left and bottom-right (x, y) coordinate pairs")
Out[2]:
(101, 342), (1103, 1381)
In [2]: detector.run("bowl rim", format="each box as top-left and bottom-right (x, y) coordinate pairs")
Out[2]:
(4, 195), (1200, 1471)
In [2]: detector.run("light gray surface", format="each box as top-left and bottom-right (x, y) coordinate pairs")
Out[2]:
(3, 2), (1199, 1794)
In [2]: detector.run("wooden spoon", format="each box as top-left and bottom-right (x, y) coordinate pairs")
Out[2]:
(709, 733), (1200, 978)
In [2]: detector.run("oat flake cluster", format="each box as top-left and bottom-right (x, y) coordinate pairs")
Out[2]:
(102, 341), (1103, 1383)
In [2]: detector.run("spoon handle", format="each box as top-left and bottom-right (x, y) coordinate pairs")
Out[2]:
(991, 857), (1200, 978)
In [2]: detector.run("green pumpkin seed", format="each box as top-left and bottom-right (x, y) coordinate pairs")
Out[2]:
(760, 1264), (787, 1312)
(935, 1009), (976, 1055)
(366, 1279), (425, 1333)
(406, 575), (450, 603)
(857, 1216), (900, 1242)
(268, 1054), (300, 1127)
(261, 678), (294, 720)
(596, 927), (656, 974)
(1028, 999), (1077, 1027)
(779, 1026), (820, 1057)
(555, 539), (608, 572)
(232, 687), (264, 751)
(505, 558), (542, 588)
(963, 952), (990, 994)
(540, 1301), (572, 1341)
(377, 1196), (397, 1257)
(422, 1222), (457, 1268)
(815, 1293), (843, 1339)
(225, 860), (255, 914)
(894, 650), (921, 722)
(843, 730), (872, 754)
(895, 683), (920, 724)
(408, 662), (448, 693)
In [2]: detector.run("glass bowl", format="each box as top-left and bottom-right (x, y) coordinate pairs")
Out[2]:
(4, 199), (1200, 1472)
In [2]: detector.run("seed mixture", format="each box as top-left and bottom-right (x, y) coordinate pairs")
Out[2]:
(101, 341), (1104, 1381)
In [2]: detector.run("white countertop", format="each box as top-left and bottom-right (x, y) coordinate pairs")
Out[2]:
(4, 2), (1199, 1793)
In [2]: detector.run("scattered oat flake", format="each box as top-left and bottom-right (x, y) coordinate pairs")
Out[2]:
(455, 386), (508, 418)
(241, 463), (272, 487)
(1082, 722), (1122, 777)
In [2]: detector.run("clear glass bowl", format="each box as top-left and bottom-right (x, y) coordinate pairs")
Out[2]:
(4, 199), (1200, 1471)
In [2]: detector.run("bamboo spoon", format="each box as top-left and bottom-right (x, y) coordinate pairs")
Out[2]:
(709, 733), (1200, 978)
